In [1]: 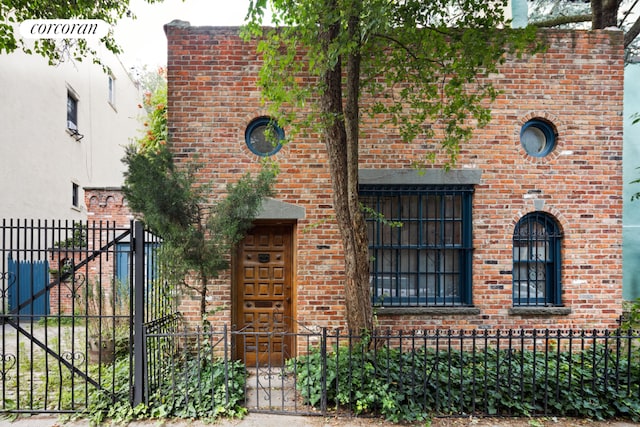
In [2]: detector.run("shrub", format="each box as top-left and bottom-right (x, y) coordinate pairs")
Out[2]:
(292, 340), (640, 423)
(85, 355), (246, 424)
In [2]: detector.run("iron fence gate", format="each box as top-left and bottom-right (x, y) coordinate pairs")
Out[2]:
(141, 325), (640, 419)
(0, 219), (166, 414)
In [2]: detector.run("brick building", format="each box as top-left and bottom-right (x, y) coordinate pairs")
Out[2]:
(155, 23), (624, 361)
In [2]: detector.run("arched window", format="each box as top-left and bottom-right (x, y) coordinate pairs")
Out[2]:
(513, 212), (562, 306)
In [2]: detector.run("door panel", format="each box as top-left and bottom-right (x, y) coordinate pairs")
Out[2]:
(234, 225), (293, 366)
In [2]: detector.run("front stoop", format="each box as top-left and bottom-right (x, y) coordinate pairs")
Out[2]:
(244, 368), (312, 413)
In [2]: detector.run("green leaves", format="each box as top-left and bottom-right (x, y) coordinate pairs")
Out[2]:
(84, 355), (246, 423)
(0, 0), (133, 66)
(145, 357), (246, 420)
(293, 342), (640, 421)
(244, 0), (540, 167)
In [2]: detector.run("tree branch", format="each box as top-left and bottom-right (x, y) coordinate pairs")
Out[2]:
(532, 13), (592, 27)
(372, 32), (443, 66)
(625, 14), (640, 49)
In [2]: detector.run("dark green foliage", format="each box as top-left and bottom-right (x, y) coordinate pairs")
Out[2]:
(209, 163), (279, 245)
(83, 358), (137, 425)
(53, 223), (87, 248)
(621, 299), (640, 330)
(145, 357), (246, 420)
(123, 144), (200, 239)
(292, 340), (640, 423)
(84, 355), (246, 424)
(122, 141), (277, 278)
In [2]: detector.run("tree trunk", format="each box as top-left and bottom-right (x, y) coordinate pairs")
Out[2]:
(200, 269), (208, 318)
(319, 0), (373, 333)
(591, 0), (620, 29)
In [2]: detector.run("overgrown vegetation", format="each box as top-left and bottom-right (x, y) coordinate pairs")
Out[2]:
(292, 338), (640, 423)
(85, 354), (246, 424)
(122, 70), (278, 317)
(52, 223), (87, 248)
(622, 298), (640, 330)
(3, 324), (244, 423)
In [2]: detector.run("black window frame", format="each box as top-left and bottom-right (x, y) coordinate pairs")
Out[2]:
(108, 74), (116, 107)
(520, 119), (556, 157)
(360, 184), (474, 307)
(244, 116), (284, 157)
(512, 212), (562, 306)
(67, 91), (78, 131)
(72, 182), (79, 208)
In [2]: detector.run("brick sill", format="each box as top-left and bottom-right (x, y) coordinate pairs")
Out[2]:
(374, 307), (481, 316)
(509, 307), (572, 316)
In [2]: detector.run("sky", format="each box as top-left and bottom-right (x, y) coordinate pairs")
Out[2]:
(114, 0), (255, 69)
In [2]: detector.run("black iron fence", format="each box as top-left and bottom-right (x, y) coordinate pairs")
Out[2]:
(0, 219), (169, 414)
(2, 220), (640, 421)
(317, 328), (640, 420)
(142, 326), (640, 420)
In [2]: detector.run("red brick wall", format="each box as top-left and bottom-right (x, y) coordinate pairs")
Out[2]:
(160, 24), (624, 332)
(50, 188), (133, 318)
(85, 188), (132, 227)
(48, 189), (130, 316)
(48, 250), (85, 315)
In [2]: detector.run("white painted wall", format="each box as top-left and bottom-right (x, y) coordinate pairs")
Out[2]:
(623, 62), (640, 300)
(0, 44), (141, 220)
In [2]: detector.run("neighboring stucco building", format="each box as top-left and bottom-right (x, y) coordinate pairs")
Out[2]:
(0, 44), (141, 220)
(160, 22), (624, 361)
(623, 60), (640, 301)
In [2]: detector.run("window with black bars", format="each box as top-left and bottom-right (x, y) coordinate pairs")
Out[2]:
(512, 212), (562, 306)
(360, 185), (473, 307)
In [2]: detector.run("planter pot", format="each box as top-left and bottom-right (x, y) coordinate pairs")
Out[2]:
(88, 336), (115, 364)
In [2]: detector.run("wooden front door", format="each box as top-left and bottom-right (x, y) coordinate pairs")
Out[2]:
(234, 224), (293, 366)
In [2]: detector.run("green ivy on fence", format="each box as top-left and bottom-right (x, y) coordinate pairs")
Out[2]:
(292, 339), (640, 423)
(84, 356), (246, 425)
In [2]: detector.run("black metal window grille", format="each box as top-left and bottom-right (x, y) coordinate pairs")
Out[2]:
(513, 212), (562, 306)
(360, 185), (473, 307)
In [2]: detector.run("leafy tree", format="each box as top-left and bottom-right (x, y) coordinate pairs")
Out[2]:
(245, 0), (539, 332)
(0, 0), (162, 65)
(123, 74), (277, 317)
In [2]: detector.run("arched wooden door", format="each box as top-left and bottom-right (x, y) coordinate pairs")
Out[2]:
(233, 224), (294, 366)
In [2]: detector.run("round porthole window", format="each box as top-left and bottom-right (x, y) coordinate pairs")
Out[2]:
(520, 119), (556, 157)
(245, 117), (284, 156)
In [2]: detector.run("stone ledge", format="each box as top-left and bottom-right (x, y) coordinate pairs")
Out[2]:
(359, 168), (482, 185)
(375, 307), (481, 316)
(509, 307), (573, 316)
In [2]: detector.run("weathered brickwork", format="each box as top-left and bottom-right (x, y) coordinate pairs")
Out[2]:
(84, 189), (131, 226)
(158, 24), (625, 333)
(45, 189), (133, 316)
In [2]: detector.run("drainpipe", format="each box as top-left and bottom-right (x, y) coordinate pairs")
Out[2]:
(511, 0), (528, 28)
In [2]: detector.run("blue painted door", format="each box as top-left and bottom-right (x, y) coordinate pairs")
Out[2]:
(8, 258), (50, 319)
